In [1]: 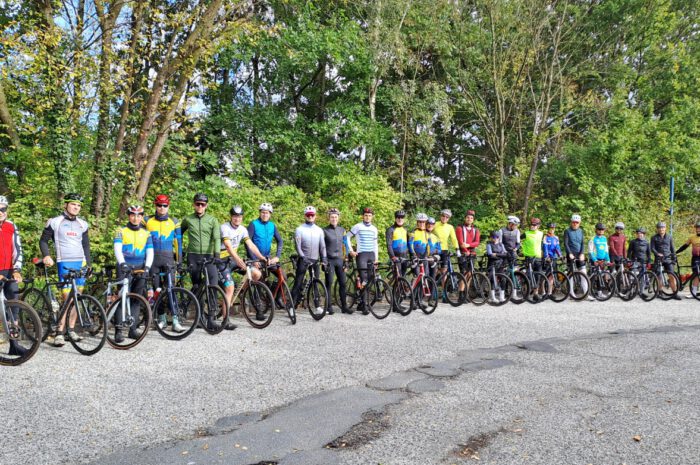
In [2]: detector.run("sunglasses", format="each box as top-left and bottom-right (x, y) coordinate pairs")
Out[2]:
(156, 204), (169, 208)
(306, 213), (316, 217)
(194, 202), (207, 207)
(0, 207), (7, 213)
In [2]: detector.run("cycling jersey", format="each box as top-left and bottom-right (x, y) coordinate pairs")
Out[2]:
(650, 233), (675, 260)
(433, 222), (458, 251)
(181, 213), (220, 255)
(608, 232), (627, 259)
(628, 238), (651, 263)
(220, 222), (249, 258)
(39, 213), (91, 264)
(486, 240), (508, 269)
(497, 227), (520, 255)
(564, 227), (585, 256)
(409, 229), (431, 257)
(385, 224), (408, 258)
(348, 222), (379, 261)
(456, 225), (480, 256)
(542, 234), (562, 259)
(145, 214), (182, 260)
(114, 223), (154, 268)
(521, 230), (544, 258)
(588, 235), (610, 262)
(680, 234), (700, 257)
(429, 233), (442, 254)
(294, 222), (326, 261)
(0, 220), (22, 271)
(323, 224), (349, 259)
(247, 218), (283, 258)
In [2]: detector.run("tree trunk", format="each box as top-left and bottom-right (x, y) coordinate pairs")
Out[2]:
(0, 78), (20, 149)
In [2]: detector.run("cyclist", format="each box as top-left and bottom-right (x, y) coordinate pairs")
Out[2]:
(564, 214), (589, 298)
(220, 205), (267, 327)
(39, 193), (91, 347)
(113, 205), (153, 342)
(486, 230), (508, 303)
(347, 207), (379, 314)
(609, 222), (627, 266)
(628, 227), (651, 285)
(323, 208), (351, 314)
(385, 210), (409, 276)
(675, 221), (700, 298)
(247, 203), (282, 266)
(456, 209), (480, 280)
(521, 218), (544, 270)
(651, 221), (680, 300)
(589, 223), (611, 263)
(426, 217), (442, 279)
(291, 206), (327, 315)
(181, 193), (222, 328)
(145, 194), (183, 331)
(433, 209), (459, 275)
(0, 196), (28, 357)
(543, 222), (563, 263)
(497, 216), (521, 264)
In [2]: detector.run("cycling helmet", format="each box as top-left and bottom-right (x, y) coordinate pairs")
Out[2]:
(507, 215), (520, 225)
(193, 193), (208, 203)
(656, 221), (666, 228)
(636, 227), (647, 234)
(614, 222), (625, 230)
(304, 206), (317, 215)
(530, 217), (541, 226)
(259, 202), (273, 212)
(362, 207), (374, 214)
(64, 193), (84, 204)
(395, 210), (406, 218)
(0, 195), (8, 206)
(328, 208), (340, 215)
(427, 217), (436, 224)
(441, 209), (452, 218)
(126, 205), (144, 215)
(695, 221), (700, 228)
(547, 222), (556, 229)
(571, 214), (581, 222)
(154, 194), (170, 206)
(490, 230), (500, 239)
(229, 205), (243, 216)
(465, 210), (476, 217)
(595, 223), (605, 230)
(416, 213), (428, 222)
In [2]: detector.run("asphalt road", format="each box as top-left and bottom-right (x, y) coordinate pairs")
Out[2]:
(2, 296), (699, 465)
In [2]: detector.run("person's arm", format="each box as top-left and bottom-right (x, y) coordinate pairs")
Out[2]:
(82, 227), (92, 266)
(373, 228), (379, 262)
(449, 227), (458, 251)
(486, 243), (494, 257)
(343, 230), (351, 258)
(39, 223), (54, 259)
(588, 238), (596, 262)
(294, 226), (304, 258)
(320, 229), (327, 261)
(114, 229), (126, 265)
(212, 219), (221, 257)
(603, 240), (610, 262)
(385, 227), (396, 259)
(11, 224), (23, 271)
(408, 232), (415, 256)
(471, 229), (481, 250)
(676, 242), (690, 254)
(145, 235), (154, 269)
(174, 219), (183, 262)
(645, 243), (651, 263)
(273, 225), (283, 258)
(650, 236), (660, 256)
(623, 236), (628, 258)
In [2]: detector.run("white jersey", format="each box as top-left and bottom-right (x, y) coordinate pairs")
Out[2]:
(220, 222), (249, 257)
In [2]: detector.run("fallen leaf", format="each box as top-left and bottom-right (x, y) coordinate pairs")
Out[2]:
(181, 450), (189, 455)
(633, 435), (642, 442)
(202, 443), (209, 450)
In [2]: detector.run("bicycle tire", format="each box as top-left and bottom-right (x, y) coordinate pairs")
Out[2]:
(444, 271), (468, 307)
(590, 271), (615, 301)
(366, 279), (393, 319)
(467, 272), (490, 306)
(657, 271), (679, 300)
(510, 271), (529, 304)
(105, 293), (151, 350)
(568, 271), (590, 301)
(68, 294), (107, 356)
(198, 285), (228, 335)
(276, 280), (296, 324)
(526, 271), (551, 304)
(488, 273), (512, 307)
(21, 288), (52, 341)
(418, 276), (438, 314)
(690, 273), (700, 300)
(343, 272), (357, 310)
(638, 271), (658, 301)
(0, 299), (42, 366)
(304, 278), (328, 320)
(392, 276), (414, 316)
(549, 271), (569, 303)
(615, 271), (637, 301)
(240, 281), (275, 329)
(152, 287), (200, 340)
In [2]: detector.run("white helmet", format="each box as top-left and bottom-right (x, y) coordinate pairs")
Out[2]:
(507, 215), (520, 225)
(614, 222), (625, 230)
(0, 196), (7, 207)
(416, 213), (428, 221)
(259, 203), (273, 213)
(440, 209), (452, 218)
(304, 206), (316, 215)
(571, 214), (581, 222)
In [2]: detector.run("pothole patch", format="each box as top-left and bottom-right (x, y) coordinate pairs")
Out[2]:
(415, 364), (461, 378)
(366, 370), (428, 391)
(407, 378), (445, 393)
(460, 359), (516, 372)
(324, 410), (391, 449)
(514, 341), (558, 353)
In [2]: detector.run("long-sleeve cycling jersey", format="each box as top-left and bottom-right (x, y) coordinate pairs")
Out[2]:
(676, 234), (700, 258)
(608, 233), (627, 259)
(145, 214), (182, 261)
(0, 220), (22, 271)
(542, 234), (562, 259)
(497, 227), (520, 255)
(628, 238), (651, 263)
(294, 222), (326, 261)
(429, 232), (442, 254)
(564, 227), (585, 256)
(456, 225), (480, 255)
(181, 213), (220, 256)
(409, 229), (432, 257)
(385, 224), (408, 258)
(39, 213), (91, 265)
(114, 223), (154, 268)
(588, 235), (610, 262)
(347, 222), (379, 262)
(486, 240), (508, 269)
(323, 224), (349, 259)
(650, 233), (675, 260)
(247, 218), (283, 258)
(433, 222), (458, 251)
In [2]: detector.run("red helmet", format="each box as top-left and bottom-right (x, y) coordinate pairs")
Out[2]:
(154, 194), (170, 206)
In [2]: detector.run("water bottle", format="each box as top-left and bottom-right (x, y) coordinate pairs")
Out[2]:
(153, 287), (161, 302)
(50, 299), (60, 314)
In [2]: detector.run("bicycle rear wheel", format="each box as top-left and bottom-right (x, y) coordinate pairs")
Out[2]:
(638, 271), (658, 301)
(306, 279), (328, 321)
(568, 271), (590, 301)
(488, 273), (512, 307)
(0, 300), (42, 366)
(526, 272), (551, 304)
(657, 272), (679, 300)
(549, 271), (569, 303)
(392, 276), (414, 316)
(690, 274), (700, 300)
(467, 273), (490, 306)
(152, 287), (200, 340)
(415, 276), (438, 314)
(199, 285), (228, 335)
(106, 293), (151, 350)
(510, 271), (529, 304)
(271, 280), (296, 324)
(241, 281), (275, 329)
(68, 294), (107, 356)
(615, 271), (637, 301)
(21, 288), (52, 341)
(444, 271), (468, 307)
(366, 279), (393, 319)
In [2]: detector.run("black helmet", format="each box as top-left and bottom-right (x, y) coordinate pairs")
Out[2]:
(490, 230), (500, 239)
(546, 222), (556, 229)
(636, 227), (647, 234)
(395, 210), (406, 218)
(595, 223), (605, 230)
(64, 193), (84, 204)
(229, 205), (243, 216)
(193, 193), (208, 203)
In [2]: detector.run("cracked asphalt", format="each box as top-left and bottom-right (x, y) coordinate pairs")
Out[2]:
(2, 297), (699, 465)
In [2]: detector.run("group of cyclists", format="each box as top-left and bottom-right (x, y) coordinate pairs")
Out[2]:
(0, 192), (699, 360)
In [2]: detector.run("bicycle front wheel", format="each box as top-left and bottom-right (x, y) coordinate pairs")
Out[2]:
(106, 293), (151, 350)
(615, 271), (637, 301)
(241, 281), (275, 329)
(467, 273), (490, 306)
(272, 280), (296, 324)
(444, 272), (468, 307)
(549, 271), (570, 303)
(152, 287), (200, 340)
(526, 272), (551, 304)
(415, 276), (438, 314)
(21, 288), (52, 341)
(657, 272), (679, 300)
(68, 294), (107, 356)
(306, 279), (328, 321)
(199, 285), (228, 335)
(392, 276), (414, 316)
(510, 271), (529, 304)
(488, 273), (512, 307)
(591, 271), (615, 301)
(568, 271), (590, 301)
(691, 274), (700, 301)
(366, 279), (393, 319)
(638, 271), (659, 301)
(0, 300), (42, 366)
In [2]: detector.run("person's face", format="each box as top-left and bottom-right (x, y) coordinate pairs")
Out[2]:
(658, 226), (667, 235)
(329, 213), (339, 226)
(548, 227), (556, 235)
(395, 216), (405, 226)
(695, 226), (700, 235)
(570, 221), (580, 230)
(128, 212), (143, 226)
(615, 227), (623, 234)
(363, 212), (373, 223)
(637, 231), (645, 239)
(66, 202), (82, 216)
(305, 212), (316, 224)
(427, 223), (435, 232)
(417, 220), (426, 230)
(492, 236), (500, 244)
(596, 228), (605, 236)
(231, 214), (243, 226)
(508, 223), (517, 231)
(156, 203), (169, 215)
(260, 210), (271, 221)
(194, 201), (207, 215)
(0, 204), (7, 221)
(465, 215), (474, 226)
(531, 224), (539, 230)
(440, 214), (450, 224)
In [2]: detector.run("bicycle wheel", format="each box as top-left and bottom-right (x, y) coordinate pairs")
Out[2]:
(638, 271), (658, 301)
(467, 273), (490, 306)
(690, 274), (700, 301)
(152, 287), (200, 340)
(590, 271), (615, 301)
(615, 271), (637, 301)
(366, 279), (393, 319)
(306, 278), (328, 321)
(414, 276), (438, 314)
(444, 272), (468, 307)
(568, 271), (590, 301)
(526, 272), (551, 304)
(271, 280), (296, 324)
(21, 288), (52, 341)
(392, 276), (414, 316)
(488, 273), (513, 307)
(68, 294), (107, 356)
(105, 293), (151, 350)
(0, 300), (42, 366)
(657, 271), (679, 300)
(343, 272), (357, 310)
(199, 285), (228, 335)
(549, 271), (570, 303)
(510, 271), (529, 304)
(241, 281), (275, 329)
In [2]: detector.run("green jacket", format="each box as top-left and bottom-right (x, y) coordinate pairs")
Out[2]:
(521, 229), (544, 258)
(181, 213), (220, 255)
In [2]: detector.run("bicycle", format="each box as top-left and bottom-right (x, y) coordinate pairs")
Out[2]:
(189, 257), (230, 334)
(610, 259), (637, 301)
(631, 261), (658, 302)
(103, 267), (152, 350)
(356, 260), (394, 319)
(150, 264), (200, 340)
(505, 256), (529, 304)
(332, 258), (357, 312)
(290, 255), (328, 321)
(485, 261), (513, 307)
(459, 254), (490, 306)
(405, 257), (438, 314)
(0, 277), (42, 366)
(522, 258), (551, 304)
(434, 252), (469, 306)
(588, 260), (616, 301)
(675, 261), (700, 300)
(542, 258), (569, 302)
(565, 259), (590, 301)
(261, 260), (296, 324)
(22, 261), (106, 355)
(651, 259), (680, 300)
(385, 257), (414, 316)
(227, 259), (276, 329)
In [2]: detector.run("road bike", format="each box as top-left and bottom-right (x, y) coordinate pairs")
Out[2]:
(522, 258), (551, 304)
(434, 252), (468, 306)
(290, 255), (328, 321)
(150, 264), (200, 340)
(261, 260), (296, 324)
(0, 277), (42, 366)
(565, 259), (590, 301)
(459, 255), (490, 306)
(385, 257), (414, 315)
(355, 259), (394, 319)
(405, 257), (438, 314)
(542, 258), (569, 302)
(588, 260), (616, 301)
(651, 259), (680, 300)
(675, 261), (700, 300)
(189, 257), (230, 334)
(226, 259), (276, 329)
(610, 259), (637, 301)
(102, 267), (151, 350)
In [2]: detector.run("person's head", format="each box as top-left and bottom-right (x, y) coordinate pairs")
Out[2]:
(464, 210), (475, 226)
(595, 223), (606, 235)
(547, 222), (556, 234)
(193, 193), (208, 215)
(570, 214), (581, 230)
(614, 222), (625, 234)
(530, 218), (541, 230)
(259, 202), (273, 221)
(427, 217), (436, 232)
(229, 205), (244, 226)
(362, 207), (374, 223)
(490, 230), (500, 243)
(0, 196), (8, 221)
(695, 221), (700, 234)
(507, 215), (520, 230)
(328, 208), (340, 226)
(64, 193), (83, 217)
(304, 206), (317, 224)
(154, 194), (170, 215)
(416, 213), (428, 230)
(440, 209), (452, 224)
(394, 210), (406, 226)
(636, 227), (646, 238)
(127, 205), (144, 226)
(656, 221), (666, 235)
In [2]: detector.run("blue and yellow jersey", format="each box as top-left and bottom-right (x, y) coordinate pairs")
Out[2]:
(145, 215), (182, 260)
(429, 233), (442, 254)
(114, 225), (153, 267)
(409, 229), (431, 257)
(385, 225), (408, 257)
